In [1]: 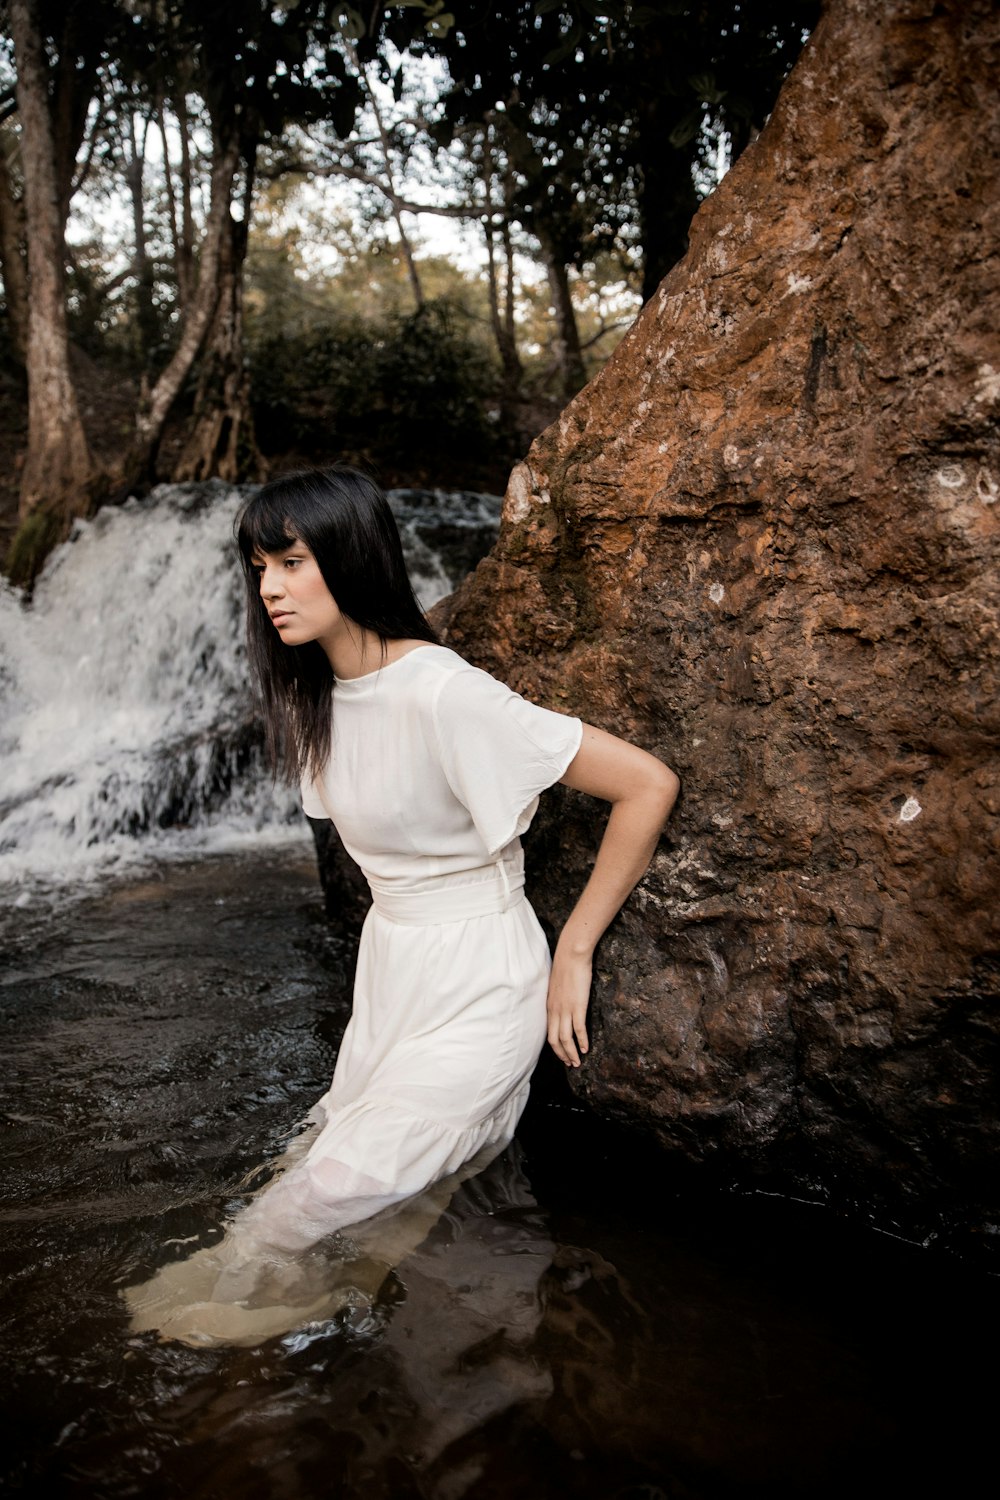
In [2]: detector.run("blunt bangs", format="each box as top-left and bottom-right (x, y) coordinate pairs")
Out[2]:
(236, 482), (315, 571)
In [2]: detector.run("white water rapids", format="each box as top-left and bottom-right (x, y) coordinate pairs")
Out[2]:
(0, 481), (499, 897)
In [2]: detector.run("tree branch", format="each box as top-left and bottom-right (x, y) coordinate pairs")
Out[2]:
(580, 316), (633, 352)
(70, 98), (109, 200)
(301, 156), (492, 222)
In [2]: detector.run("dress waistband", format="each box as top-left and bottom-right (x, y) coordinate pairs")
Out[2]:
(368, 862), (525, 926)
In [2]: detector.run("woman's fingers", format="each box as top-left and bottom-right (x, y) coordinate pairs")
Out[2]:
(560, 1010), (588, 1069)
(547, 950), (593, 1066)
(550, 1030), (578, 1068)
(550, 1020), (580, 1069)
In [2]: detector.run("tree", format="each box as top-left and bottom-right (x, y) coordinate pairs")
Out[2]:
(612, 1), (822, 297)
(0, 109), (28, 363)
(4, 0), (365, 578)
(2, 0), (819, 581)
(5, 0), (115, 578)
(420, 1), (637, 402)
(389, 0), (819, 378)
(115, 0), (366, 484)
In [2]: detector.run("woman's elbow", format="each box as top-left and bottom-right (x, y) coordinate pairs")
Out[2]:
(562, 727), (679, 818)
(645, 757), (680, 825)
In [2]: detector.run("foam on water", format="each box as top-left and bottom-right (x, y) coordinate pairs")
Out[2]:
(0, 481), (499, 896)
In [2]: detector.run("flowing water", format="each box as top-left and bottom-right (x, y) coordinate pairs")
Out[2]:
(0, 481), (499, 894)
(1, 487), (996, 1496)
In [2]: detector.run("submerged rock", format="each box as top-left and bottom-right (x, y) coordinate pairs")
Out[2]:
(436, 0), (1000, 1241)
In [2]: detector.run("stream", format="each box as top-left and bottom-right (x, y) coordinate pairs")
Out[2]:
(2, 849), (996, 1497)
(1, 484), (996, 1496)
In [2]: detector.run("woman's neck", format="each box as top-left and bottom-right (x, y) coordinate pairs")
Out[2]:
(322, 624), (429, 681)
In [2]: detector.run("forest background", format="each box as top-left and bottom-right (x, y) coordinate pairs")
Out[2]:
(0, 0), (819, 584)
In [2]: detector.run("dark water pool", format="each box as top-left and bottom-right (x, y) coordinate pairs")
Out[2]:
(1, 852), (996, 1498)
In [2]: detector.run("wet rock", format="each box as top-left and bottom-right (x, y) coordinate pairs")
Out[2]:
(436, 0), (1000, 1239)
(389, 487), (502, 593)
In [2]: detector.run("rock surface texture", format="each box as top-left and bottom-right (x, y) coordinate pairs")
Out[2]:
(437, 0), (1000, 1243)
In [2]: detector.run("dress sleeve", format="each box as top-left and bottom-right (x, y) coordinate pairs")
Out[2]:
(432, 664), (584, 857)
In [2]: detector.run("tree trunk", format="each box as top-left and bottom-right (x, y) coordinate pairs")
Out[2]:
(357, 54), (424, 312)
(501, 218), (518, 372)
(483, 219), (523, 431)
(125, 127), (241, 484)
(536, 227), (585, 402)
(480, 127), (523, 428)
(394, 207), (424, 312)
(636, 139), (701, 303)
(173, 157), (264, 484)
(124, 110), (158, 367)
(0, 123), (29, 363)
(633, 29), (701, 302)
(49, 0), (101, 224)
(7, 0), (98, 544)
(174, 87), (197, 312)
(498, 108), (586, 402)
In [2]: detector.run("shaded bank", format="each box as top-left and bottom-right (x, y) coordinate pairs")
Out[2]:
(435, 0), (1000, 1242)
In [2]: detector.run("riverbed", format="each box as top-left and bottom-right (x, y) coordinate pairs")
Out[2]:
(1, 848), (996, 1497)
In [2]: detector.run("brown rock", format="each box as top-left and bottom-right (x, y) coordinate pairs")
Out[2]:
(437, 0), (1000, 1241)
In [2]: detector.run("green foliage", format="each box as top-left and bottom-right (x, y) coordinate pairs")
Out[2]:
(4, 509), (64, 590)
(244, 199), (505, 470)
(0, 0), (818, 509)
(248, 298), (502, 470)
(393, 0), (820, 295)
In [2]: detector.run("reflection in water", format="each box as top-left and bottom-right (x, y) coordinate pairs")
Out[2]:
(2, 853), (997, 1499)
(377, 1157), (554, 1474)
(121, 1145), (556, 1496)
(123, 1132), (549, 1356)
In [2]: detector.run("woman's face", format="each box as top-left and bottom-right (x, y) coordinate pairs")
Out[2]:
(251, 539), (346, 651)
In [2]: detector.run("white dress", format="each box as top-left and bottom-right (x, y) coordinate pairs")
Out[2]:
(237, 644), (583, 1254)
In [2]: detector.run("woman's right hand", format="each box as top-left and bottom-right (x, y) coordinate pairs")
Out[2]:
(546, 945), (593, 1068)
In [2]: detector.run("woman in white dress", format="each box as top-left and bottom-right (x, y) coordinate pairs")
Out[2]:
(126, 465), (678, 1344)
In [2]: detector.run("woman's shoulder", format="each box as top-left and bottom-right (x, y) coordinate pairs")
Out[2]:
(416, 645), (516, 690)
(391, 644), (513, 714)
(362, 642), (475, 701)
(398, 643), (479, 683)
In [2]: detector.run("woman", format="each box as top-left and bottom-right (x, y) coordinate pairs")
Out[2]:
(127, 465), (677, 1343)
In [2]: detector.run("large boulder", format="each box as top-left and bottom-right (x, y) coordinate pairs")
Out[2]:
(438, 0), (1000, 1244)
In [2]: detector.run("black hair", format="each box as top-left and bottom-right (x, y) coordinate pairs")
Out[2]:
(235, 465), (439, 784)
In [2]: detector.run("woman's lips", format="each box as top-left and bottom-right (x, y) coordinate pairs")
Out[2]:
(270, 611), (292, 625)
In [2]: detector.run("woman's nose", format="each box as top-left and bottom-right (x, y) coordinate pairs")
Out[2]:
(260, 569), (283, 599)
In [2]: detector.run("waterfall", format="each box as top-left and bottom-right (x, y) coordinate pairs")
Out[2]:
(0, 482), (499, 896)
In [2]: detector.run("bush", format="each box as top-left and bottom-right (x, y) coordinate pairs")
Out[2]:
(249, 299), (503, 473)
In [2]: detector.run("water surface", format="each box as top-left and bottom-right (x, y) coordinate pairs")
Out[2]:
(1, 852), (996, 1498)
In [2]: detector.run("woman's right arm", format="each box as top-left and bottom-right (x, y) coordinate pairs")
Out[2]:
(547, 726), (679, 1067)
